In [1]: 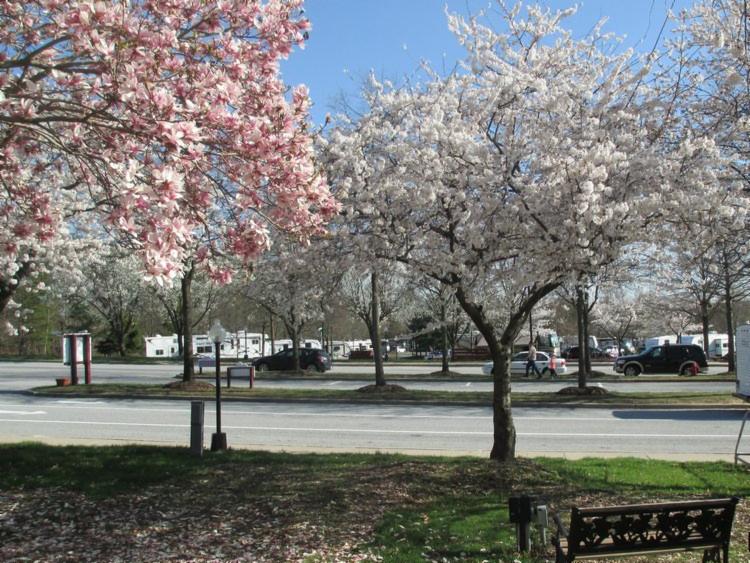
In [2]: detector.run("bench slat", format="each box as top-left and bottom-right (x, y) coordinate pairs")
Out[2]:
(555, 497), (738, 562)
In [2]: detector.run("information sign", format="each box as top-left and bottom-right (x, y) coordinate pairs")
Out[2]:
(736, 324), (750, 399)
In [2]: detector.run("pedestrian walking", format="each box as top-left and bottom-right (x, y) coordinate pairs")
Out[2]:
(525, 342), (542, 378)
(548, 353), (558, 378)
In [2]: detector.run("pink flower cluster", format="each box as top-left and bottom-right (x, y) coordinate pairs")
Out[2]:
(0, 0), (338, 286)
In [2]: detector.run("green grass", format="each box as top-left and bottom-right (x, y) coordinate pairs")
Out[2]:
(2, 444), (749, 561)
(32, 382), (747, 407)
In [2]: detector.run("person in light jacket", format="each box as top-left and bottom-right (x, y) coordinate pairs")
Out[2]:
(525, 342), (542, 378)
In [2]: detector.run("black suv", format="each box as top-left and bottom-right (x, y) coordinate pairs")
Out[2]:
(613, 344), (708, 376)
(252, 348), (331, 372)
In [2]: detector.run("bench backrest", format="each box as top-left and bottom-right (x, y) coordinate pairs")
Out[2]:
(568, 497), (739, 558)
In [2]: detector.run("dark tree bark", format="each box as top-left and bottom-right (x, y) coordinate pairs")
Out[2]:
(723, 250), (736, 372)
(371, 271), (386, 386)
(456, 281), (559, 461)
(575, 285), (588, 389)
(181, 264), (195, 382)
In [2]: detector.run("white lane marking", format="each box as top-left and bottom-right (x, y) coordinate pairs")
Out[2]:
(324, 381), (341, 386)
(465, 382), (472, 387)
(55, 400), (106, 404)
(0, 403), (741, 423)
(0, 419), (185, 428)
(0, 410), (46, 415)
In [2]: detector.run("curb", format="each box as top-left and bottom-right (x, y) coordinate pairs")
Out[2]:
(25, 390), (749, 410)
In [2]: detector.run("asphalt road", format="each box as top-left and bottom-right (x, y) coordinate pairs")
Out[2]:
(0, 394), (743, 461)
(0, 361), (743, 460)
(0, 361), (735, 394)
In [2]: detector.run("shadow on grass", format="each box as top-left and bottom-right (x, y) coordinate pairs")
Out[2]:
(0, 443), (389, 499)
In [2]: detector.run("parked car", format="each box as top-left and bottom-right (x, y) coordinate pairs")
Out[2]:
(252, 348), (331, 372)
(613, 344), (708, 376)
(482, 351), (567, 376)
(425, 350), (450, 360)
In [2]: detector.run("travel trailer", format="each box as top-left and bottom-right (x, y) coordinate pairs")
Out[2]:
(679, 333), (729, 359)
(270, 339), (323, 353)
(643, 335), (678, 349)
(145, 332), (268, 359)
(330, 341), (353, 360)
(708, 335), (729, 359)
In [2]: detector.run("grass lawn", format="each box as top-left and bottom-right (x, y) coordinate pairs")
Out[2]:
(32, 382), (748, 407)
(0, 444), (748, 562)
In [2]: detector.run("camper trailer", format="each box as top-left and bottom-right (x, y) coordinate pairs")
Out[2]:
(269, 339), (323, 354)
(643, 335), (678, 349)
(145, 332), (268, 359)
(708, 335), (729, 359)
(679, 333), (729, 359)
(145, 334), (180, 358)
(330, 341), (352, 359)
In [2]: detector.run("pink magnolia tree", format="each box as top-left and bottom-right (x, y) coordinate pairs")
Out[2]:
(0, 0), (337, 305)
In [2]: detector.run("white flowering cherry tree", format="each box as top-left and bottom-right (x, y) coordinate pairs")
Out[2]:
(245, 238), (340, 372)
(0, 0), (337, 305)
(326, 3), (682, 460)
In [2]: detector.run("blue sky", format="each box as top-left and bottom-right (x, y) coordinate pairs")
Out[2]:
(281, 0), (694, 124)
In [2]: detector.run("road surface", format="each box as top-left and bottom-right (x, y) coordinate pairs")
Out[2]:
(0, 361), (735, 394)
(0, 394), (742, 461)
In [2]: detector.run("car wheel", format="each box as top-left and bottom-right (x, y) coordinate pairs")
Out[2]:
(255, 363), (268, 372)
(624, 364), (640, 377)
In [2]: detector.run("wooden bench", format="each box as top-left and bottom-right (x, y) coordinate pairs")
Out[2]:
(552, 497), (739, 562)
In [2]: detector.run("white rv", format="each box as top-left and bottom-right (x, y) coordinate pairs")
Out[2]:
(267, 339), (323, 355)
(643, 335), (678, 349)
(679, 333), (729, 359)
(708, 335), (729, 359)
(330, 340), (352, 359)
(145, 334), (180, 358)
(145, 332), (269, 359)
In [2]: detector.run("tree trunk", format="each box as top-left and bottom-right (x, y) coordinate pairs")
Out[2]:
(181, 266), (195, 382)
(440, 302), (450, 374)
(290, 325), (300, 372)
(582, 291), (592, 376)
(724, 253), (735, 372)
(270, 314), (276, 354)
(371, 271), (386, 386)
(575, 285), (587, 389)
(455, 289), (514, 461)
(701, 300), (710, 356)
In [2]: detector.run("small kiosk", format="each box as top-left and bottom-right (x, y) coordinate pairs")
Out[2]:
(62, 332), (92, 385)
(734, 324), (750, 465)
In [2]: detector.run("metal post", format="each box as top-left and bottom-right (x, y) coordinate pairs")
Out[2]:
(735, 409), (750, 465)
(210, 341), (227, 451)
(190, 401), (204, 457)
